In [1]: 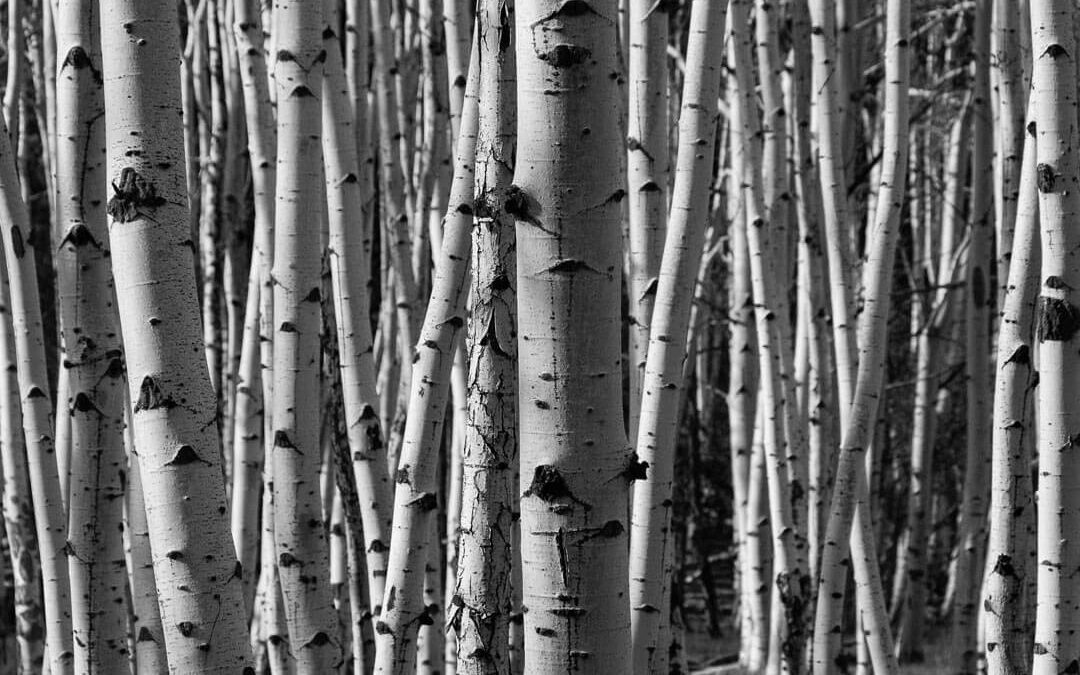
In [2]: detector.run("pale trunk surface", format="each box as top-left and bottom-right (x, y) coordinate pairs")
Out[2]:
(0, 260), (44, 672)
(812, 0), (909, 672)
(374, 40), (479, 675)
(99, 0), (251, 668)
(230, 0), (277, 620)
(0, 83), (73, 675)
(270, 1), (341, 669)
(624, 0), (669, 442)
(321, 0), (393, 631)
(1031, 1), (1080, 671)
(983, 99), (1038, 675)
(628, 1), (725, 671)
(513, 1), (632, 672)
(56, 1), (130, 669)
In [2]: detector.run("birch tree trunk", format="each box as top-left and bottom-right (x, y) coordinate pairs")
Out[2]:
(321, 0), (393, 645)
(729, 1), (811, 667)
(984, 97), (1038, 675)
(374, 38), (479, 675)
(99, 0), (251, 668)
(0, 256), (44, 673)
(812, 0), (909, 671)
(1030, 1), (1080, 671)
(625, 0), (669, 441)
(230, 0), (277, 621)
(125, 415), (169, 674)
(628, 1), (725, 671)
(269, 0), (342, 669)
(451, 1), (517, 673)
(0, 94), (73, 675)
(513, 1), (632, 671)
(56, 1), (130, 669)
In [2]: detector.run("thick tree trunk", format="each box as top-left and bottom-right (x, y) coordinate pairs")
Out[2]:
(99, 0), (251, 668)
(1030, 2), (1080, 672)
(513, 1), (632, 671)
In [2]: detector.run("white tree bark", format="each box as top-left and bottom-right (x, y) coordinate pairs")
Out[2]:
(628, 0), (725, 671)
(513, 1), (632, 671)
(99, 0), (251, 668)
(374, 37), (479, 675)
(983, 97), (1038, 675)
(269, 0), (341, 669)
(1030, 1), (1080, 672)
(56, 0), (131, 669)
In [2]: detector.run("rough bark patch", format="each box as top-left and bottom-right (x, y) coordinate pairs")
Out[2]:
(1037, 163), (1056, 193)
(133, 376), (175, 412)
(1037, 296), (1080, 341)
(107, 168), (166, 222)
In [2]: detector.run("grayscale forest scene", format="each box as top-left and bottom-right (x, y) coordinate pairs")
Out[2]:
(0, 0), (1064, 674)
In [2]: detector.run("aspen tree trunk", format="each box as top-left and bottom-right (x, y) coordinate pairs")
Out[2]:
(98, 0), (251, 668)
(321, 0), (393, 620)
(442, 0), (471, 150)
(984, 99), (1038, 675)
(230, 0), (277, 620)
(3, 0), (21, 149)
(0, 261), (43, 673)
(808, 0), (857, 436)
(513, 1), (632, 671)
(729, 1), (811, 668)
(369, 0), (420, 367)
(812, 0), (909, 672)
(450, 1), (517, 673)
(744, 401), (772, 672)
(56, 0), (131, 669)
(992, 0), (1028, 296)
(445, 342), (467, 675)
(725, 83), (761, 669)
(269, 0), (341, 669)
(755, 0), (791, 293)
(952, 2), (994, 669)
(1031, 1), (1080, 671)
(374, 39), (479, 675)
(125, 417), (169, 674)
(409, 0), (449, 299)
(200, 0), (227, 412)
(628, 1), (725, 671)
(230, 257), (266, 618)
(789, 0), (833, 587)
(260, 462), (295, 674)
(625, 0), (669, 440)
(0, 108), (73, 675)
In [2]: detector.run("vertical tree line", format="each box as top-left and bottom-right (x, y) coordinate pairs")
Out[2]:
(0, 0), (1070, 674)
